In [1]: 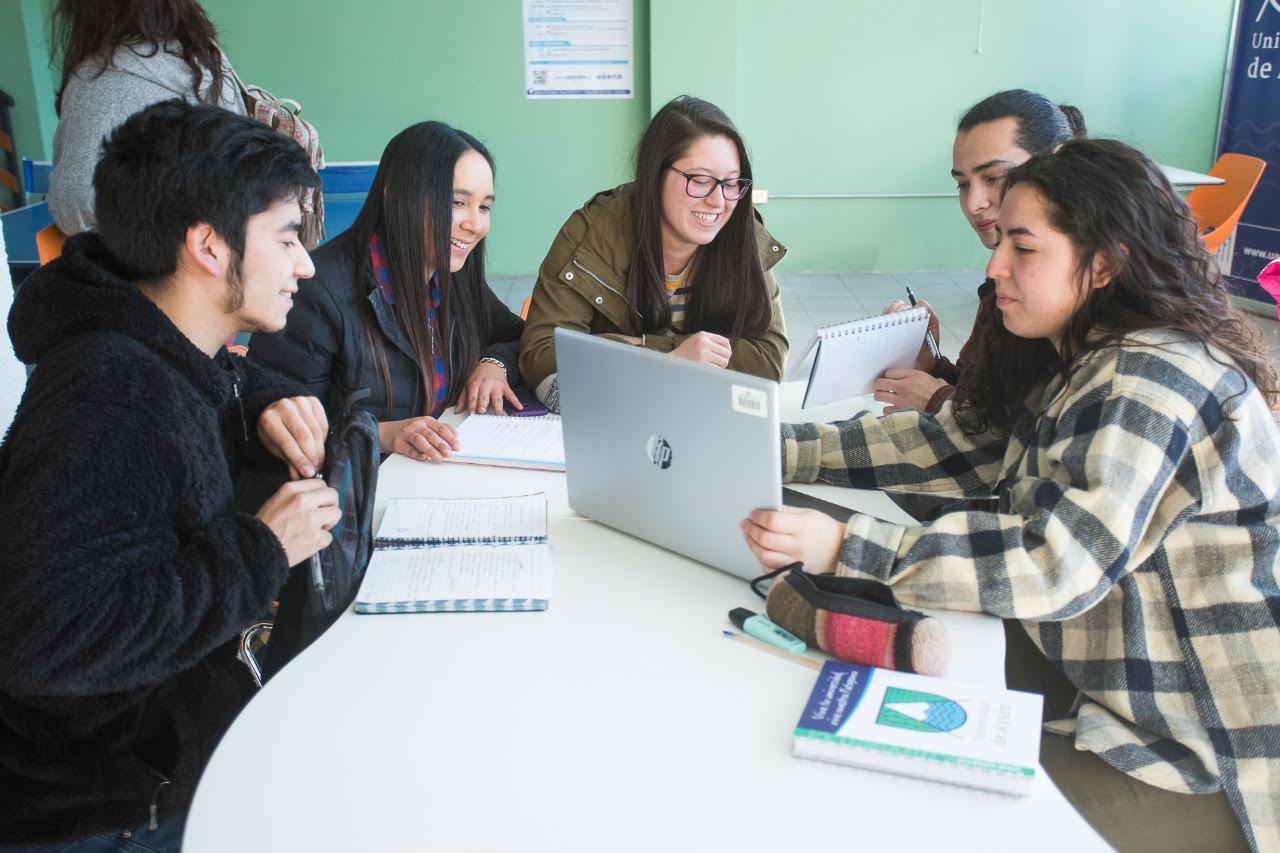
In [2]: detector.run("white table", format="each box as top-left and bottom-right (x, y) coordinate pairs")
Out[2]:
(184, 396), (1107, 852)
(1158, 163), (1223, 187)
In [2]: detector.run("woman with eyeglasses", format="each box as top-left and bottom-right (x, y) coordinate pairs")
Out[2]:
(518, 95), (788, 409)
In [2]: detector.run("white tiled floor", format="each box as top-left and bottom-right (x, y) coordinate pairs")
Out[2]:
(496, 270), (1280, 376)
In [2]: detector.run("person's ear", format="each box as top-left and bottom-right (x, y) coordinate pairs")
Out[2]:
(182, 222), (228, 279)
(1089, 245), (1128, 290)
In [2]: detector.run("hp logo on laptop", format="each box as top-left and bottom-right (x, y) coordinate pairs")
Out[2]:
(646, 435), (673, 470)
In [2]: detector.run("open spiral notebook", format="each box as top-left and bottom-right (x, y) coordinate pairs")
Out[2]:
(784, 307), (931, 408)
(356, 493), (552, 613)
(447, 414), (565, 471)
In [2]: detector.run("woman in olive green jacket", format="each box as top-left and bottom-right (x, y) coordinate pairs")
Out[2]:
(519, 96), (788, 407)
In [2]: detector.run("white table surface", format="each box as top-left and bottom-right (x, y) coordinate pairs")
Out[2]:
(1158, 163), (1223, 187)
(184, 391), (1107, 853)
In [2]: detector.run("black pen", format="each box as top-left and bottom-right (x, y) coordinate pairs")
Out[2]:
(309, 471), (327, 595)
(905, 285), (943, 361)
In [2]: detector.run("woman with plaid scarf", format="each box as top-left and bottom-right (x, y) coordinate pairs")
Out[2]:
(743, 139), (1280, 852)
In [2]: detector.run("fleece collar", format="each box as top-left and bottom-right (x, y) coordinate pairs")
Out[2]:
(7, 232), (245, 406)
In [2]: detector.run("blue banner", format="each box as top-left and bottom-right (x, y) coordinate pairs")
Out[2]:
(1219, 0), (1280, 303)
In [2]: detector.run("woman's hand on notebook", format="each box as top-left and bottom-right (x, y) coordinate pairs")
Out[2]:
(384, 417), (461, 462)
(873, 368), (949, 414)
(740, 507), (843, 573)
(883, 298), (941, 372)
(671, 331), (732, 368)
(457, 360), (523, 415)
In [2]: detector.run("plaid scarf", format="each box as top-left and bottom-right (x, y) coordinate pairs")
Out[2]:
(369, 233), (449, 416)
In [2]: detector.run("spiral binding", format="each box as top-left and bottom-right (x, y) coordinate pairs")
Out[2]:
(818, 306), (929, 339)
(375, 534), (547, 550)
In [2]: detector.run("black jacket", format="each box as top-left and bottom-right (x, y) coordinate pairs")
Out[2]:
(0, 234), (299, 843)
(248, 234), (525, 422)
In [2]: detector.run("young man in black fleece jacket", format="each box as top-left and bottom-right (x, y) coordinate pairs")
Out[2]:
(0, 101), (341, 852)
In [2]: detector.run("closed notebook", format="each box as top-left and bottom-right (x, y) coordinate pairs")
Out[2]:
(356, 493), (552, 613)
(784, 307), (930, 408)
(793, 661), (1043, 796)
(449, 414), (564, 471)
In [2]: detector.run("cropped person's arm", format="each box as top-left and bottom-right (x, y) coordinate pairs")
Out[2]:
(518, 212), (594, 391)
(48, 68), (192, 235)
(782, 402), (1007, 499)
(0, 403), (291, 697)
(832, 387), (1195, 621)
(640, 269), (789, 380)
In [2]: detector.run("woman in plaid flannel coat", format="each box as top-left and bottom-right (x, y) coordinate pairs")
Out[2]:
(744, 139), (1280, 852)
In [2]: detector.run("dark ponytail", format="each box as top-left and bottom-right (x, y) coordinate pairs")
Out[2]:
(957, 89), (1086, 156)
(1057, 104), (1088, 139)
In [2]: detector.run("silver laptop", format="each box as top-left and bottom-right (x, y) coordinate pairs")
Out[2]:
(555, 328), (781, 580)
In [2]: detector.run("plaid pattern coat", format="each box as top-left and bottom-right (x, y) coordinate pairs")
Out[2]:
(782, 330), (1280, 851)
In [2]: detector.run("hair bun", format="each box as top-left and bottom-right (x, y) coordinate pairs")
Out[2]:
(1058, 104), (1088, 138)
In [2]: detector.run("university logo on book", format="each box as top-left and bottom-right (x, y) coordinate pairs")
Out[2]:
(875, 686), (968, 734)
(1260, 0), (1280, 22)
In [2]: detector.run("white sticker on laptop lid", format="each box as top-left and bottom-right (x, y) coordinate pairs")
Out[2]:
(731, 385), (768, 418)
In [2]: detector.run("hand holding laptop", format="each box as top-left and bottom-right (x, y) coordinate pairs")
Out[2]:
(740, 506), (844, 573)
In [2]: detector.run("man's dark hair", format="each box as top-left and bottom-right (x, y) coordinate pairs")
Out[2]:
(957, 89), (1087, 156)
(94, 99), (320, 282)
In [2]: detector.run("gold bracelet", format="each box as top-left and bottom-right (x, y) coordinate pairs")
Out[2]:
(478, 356), (507, 374)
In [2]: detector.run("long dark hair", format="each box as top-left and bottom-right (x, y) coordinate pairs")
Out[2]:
(52, 0), (226, 115)
(336, 121), (494, 415)
(957, 89), (1087, 154)
(629, 96), (771, 339)
(954, 138), (1279, 437)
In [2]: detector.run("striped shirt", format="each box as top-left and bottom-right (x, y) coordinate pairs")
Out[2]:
(782, 329), (1280, 851)
(369, 233), (449, 416)
(665, 267), (692, 332)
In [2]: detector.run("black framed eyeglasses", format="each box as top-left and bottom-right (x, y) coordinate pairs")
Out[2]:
(668, 166), (752, 201)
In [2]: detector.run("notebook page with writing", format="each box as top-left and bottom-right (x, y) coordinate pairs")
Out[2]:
(802, 307), (930, 408)
(375, 493), (548, 549)
(449, 414), (565, 471)
(354, 544), (552, 613)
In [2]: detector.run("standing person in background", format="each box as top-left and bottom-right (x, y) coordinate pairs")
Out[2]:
(874, 89), (1087, 415)
(249, 121), (525, 464)
(518, 95), (788, 411)
(46, 0), (246, 235)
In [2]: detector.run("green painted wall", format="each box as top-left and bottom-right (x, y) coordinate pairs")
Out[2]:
(204, 0), (650, 275)
(0, 0), (56, 175)
(650, 0), (1235, 272)
(1, 0), (1236, 273)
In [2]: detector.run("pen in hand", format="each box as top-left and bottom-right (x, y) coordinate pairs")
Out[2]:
(309, 471), (327, 595)
(905, 285), (943, 362)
